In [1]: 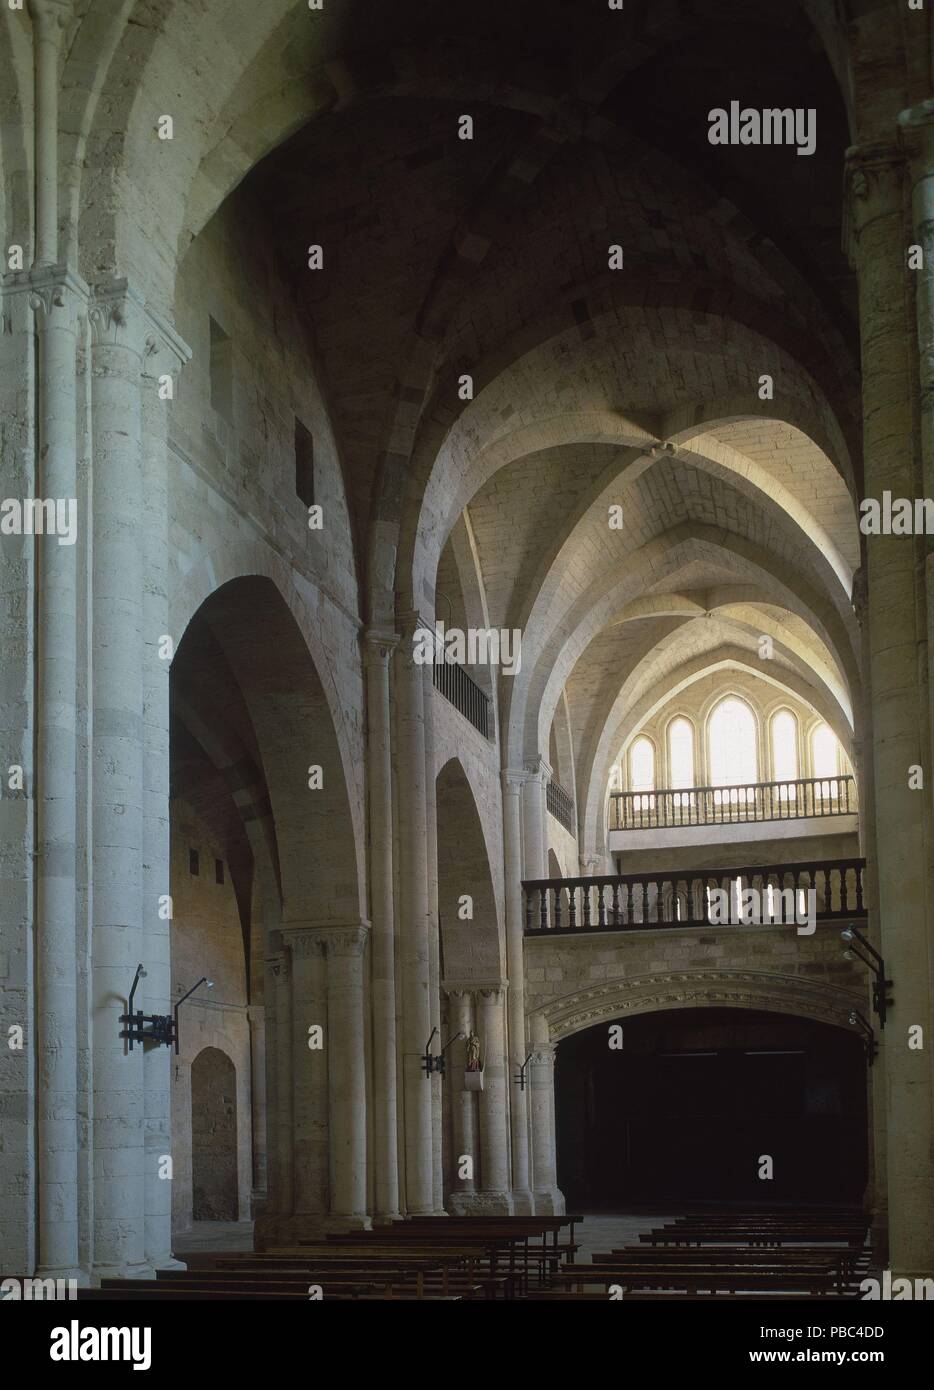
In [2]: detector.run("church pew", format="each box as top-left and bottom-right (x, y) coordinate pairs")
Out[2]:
(184, 1245), (514, 1298)
(555, 1263), (849, 1297)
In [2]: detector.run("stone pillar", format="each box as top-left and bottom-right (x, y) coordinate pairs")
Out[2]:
(247, 1005), (267, 1209)
(88, 279), (150, 1278)
(28, 268), (86, 1279)
(444, 988), (478, 1208)
(421, 660), (444, 1213)
(521, 757), (550, 882)
(476, 985), (513, 1213)
(502, 770), (533, 1212)
(139, 315), (188, 1275)
(319, 926), (371, 1229)
(28, 0), (72, 269)
(283, 929), (328, 1236)
(529, 1012), (564, 1214)
(362, 632), (401, 1221)
(846, 143), (934, 1278)
(392, 613), (434, 1214)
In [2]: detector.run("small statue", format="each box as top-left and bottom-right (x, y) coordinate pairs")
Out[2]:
(465, 1033), (482, 1071)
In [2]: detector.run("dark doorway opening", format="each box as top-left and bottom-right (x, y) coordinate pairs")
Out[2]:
(555, 1008), (867, 1210)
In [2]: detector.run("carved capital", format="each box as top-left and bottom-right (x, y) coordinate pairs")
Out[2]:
(363, 627), (400, 665)
(90, 276), (191, 372)
(478, 983), (507, 1005)
(283, 929), (324, 962)
(3, 265), (88, 328)
(28, 0), (73, 32)
(501, 767), (526, 796)
(843, 144), (905, 265)
(318, 925), (369, 958)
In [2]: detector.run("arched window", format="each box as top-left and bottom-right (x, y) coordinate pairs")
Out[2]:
(629, 735), (655, 827)
(812, 723), (841, 805)
(630, 736), (655, 792)
(668, 716), (695, 822)
(771, 709), (798, 801)
(668, 717), (695, 789)
(709, 697), (758, 804)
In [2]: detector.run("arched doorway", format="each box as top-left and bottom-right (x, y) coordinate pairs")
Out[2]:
(191, 1048), (239, 1220)
(555, 1007), (867, 1209)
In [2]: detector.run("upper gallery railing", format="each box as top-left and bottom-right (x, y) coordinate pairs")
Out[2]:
(522, 857), (867, 935)
(432, 660), (492, 739)
(610, 775), (857, 832)
(547, 777), (575, 834)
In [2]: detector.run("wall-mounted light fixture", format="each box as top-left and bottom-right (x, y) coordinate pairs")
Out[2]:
(513, 1052), (533, 1091)
(840, 924), (892, 1028)
(119, 967), (213, 1053)
(422, 1026), (463, 1077)
(848, 1008), (878, 1066)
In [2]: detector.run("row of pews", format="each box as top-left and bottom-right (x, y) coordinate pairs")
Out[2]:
(73, 1215), (583, 1301)
(535, 1207), (872, 1300)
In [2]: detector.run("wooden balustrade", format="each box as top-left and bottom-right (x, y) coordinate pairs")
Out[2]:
(522, 857), (867, 935)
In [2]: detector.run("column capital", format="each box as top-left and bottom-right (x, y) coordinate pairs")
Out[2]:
(2, 264), (88, 322)
(28, 0), (74, 29)
(317, 924), (370, 957)
(478, 982), (508, 1004)
(442, 982), (475, 1001)
(281, 928), (324, 961)
(530, 1046), (556, 1067)
(269, 953), (291, 981)
(501, 767), (527, 793)
(524, 756), (552, 785)
(362, 627), (401, 664)
(89, 276), (192, 371)
(843, 142), (906, 263)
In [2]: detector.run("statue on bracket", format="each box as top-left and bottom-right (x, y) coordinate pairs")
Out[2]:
(465, 1033), (482, 1071)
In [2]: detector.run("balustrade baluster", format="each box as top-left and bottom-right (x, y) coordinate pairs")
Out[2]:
(568, 883), (577, 929)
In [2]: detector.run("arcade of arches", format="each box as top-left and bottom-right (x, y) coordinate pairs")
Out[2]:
(1, 0), (934, 1289)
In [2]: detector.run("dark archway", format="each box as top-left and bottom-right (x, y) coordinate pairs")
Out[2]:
(555, 1007), (867, 1210)
(191, 1048), (239, 1220)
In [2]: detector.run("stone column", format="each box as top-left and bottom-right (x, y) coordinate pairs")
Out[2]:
(846, 143), (934, 1278)
(283, 928), (328, 1236)
(247, 1005), (268, 1209)
(88, 279), (151, 1278)
(28, 0), (72, 268)
(444, 988), (478, 1208)
(28, 268), (86, 1279)
(392, 613), (434, 1214)
(502, 770), (533, 1212)
(363, 631), (401, 1221)
(521, 757), (550, 882)
(529, 1013), (564, 1214)
(476, 985), (513, 1212)
(139, 317), (188, 1275)
(421, 659), (445, 1212)
(319, 925), (371, 1228)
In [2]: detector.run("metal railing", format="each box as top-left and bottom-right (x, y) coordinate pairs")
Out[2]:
(432, 660), (492, 739)
(522, 857), (867, 935)
(610, 775), (857, 831)
(547, 777), (575, 834)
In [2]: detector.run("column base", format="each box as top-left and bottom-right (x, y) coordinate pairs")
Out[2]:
(511, 1190), (535, 1216)
(150, 1255), (187, 1272)
(32, 1266), (90, 1288)
(323, 1214), (372, 1233)
(254, 1212), (326, 1249)
(448, 1190), (514, 1216)
(91, 1261), (156, 1284)
(533, 1188), (566, 1216)
(372, 1211), (403, 1226)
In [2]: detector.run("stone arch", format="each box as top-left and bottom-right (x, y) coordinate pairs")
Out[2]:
(173, 572), (364, 926)
(435, 757), (503, 983)
(190, 1046), (239, 1221)
(532, 969), (865, 1044)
